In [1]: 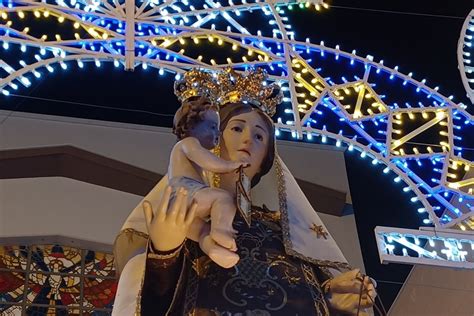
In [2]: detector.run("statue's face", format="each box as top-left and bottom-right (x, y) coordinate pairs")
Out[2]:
(189, 109), (220, 150)
(220, 111), (270, 180)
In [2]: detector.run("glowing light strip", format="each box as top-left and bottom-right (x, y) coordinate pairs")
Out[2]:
(391, 112), (447, 150)
(458, 9), (474, 104)
(375, 226), (474, 269)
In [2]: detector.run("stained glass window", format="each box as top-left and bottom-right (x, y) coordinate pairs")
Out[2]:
(0, 243), (118, 315)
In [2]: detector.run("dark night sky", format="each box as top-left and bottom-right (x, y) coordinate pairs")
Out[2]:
(1, 0), (473, 313)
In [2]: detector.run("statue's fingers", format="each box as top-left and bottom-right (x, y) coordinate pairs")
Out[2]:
(365, 279), (374, 291)
(362, 277), (377, 300)
(177, 192), (188, 224)
(330, 279), (363, 294)
(347, 268), (360, 280)
(369, 277), (378, 288)
(157, 186), (172, 222)
(142, 200), (154, 233)
(362, 277), (374, 294)
(367, 285), (377, 302)
(334, 269), (365, 293)
(358, 297), (374, 309)
(329, 293), (359, 312)
(333, 268), (360, 284)
(185, 203), (198, 227)
(169, 188), (187, 222)
(355, 310), (370, 316)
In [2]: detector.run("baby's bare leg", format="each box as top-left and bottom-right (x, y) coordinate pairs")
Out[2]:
(193, 188), (237, 250)
(187, 217), (206, 242)
(198, 225), (239, 269)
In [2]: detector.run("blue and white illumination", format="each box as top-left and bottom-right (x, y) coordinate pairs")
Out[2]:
(375, 226), (474, 269)
(458, 9), (474, 104)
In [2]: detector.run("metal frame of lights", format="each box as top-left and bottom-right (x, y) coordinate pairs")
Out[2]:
(458, 9), (474, 104)
(2, 0), (474, 267)
(375, 226), (474, 269)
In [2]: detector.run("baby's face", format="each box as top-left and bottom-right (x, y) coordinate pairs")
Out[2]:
(189, 109), (220, 150)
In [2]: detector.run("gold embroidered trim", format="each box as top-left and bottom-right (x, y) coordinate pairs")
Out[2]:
(212, 145), (221, 188)
(301, 263), (330, 316)
(147, 241), (185, 261)
(133, 240), (150, 316)
(321, 279), (331, 295)
(251, 204), (281, 221)
(115, 228), (149, 244)
(275, 156), (351, 272)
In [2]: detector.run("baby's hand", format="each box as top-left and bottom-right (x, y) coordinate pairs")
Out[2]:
(229, 161), (250, 170)
(231, 159), (250, 170)
(239, 158), (251, 168)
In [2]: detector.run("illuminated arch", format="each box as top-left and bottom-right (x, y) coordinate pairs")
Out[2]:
(2, 0), (474, 266)
(458, 9), (474, 104)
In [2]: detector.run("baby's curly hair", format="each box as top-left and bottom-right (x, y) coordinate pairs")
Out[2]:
(173, 96), (219, 140)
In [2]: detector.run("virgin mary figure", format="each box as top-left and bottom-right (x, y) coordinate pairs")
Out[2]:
(111, 68), (376, 316)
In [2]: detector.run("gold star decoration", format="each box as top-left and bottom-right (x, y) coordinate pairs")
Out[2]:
(310, 223), (328, 239)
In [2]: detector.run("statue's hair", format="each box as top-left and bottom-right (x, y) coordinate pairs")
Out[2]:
(173, 96), (219, 140)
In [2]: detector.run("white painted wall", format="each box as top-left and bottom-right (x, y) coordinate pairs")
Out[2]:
(278, 141), (352, 204)
(0, 177), (141, 245)
(0, 110), (176, 173)
(319, 212), (365, 272)
(0, 110), (351, 194)
(389, 265), (474, 316)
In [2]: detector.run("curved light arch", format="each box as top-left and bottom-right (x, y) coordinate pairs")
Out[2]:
(458, 9), (474, 104)
(1, 0), (474, 236)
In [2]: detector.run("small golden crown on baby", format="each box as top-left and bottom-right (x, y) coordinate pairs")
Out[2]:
(174, 67), (283, 117)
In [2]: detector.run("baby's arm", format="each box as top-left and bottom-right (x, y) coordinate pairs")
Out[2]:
(181, 137), (246, 173)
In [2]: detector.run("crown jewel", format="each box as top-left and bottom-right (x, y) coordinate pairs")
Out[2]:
(174, 67), (282, 117)
(173, 69), (220, 104)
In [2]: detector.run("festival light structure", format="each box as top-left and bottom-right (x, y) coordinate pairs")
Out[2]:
(1, 0), (474, 269)
(459, 9), (474, 104)
(375, 226), (474, 269)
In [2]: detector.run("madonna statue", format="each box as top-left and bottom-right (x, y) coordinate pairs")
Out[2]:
(112, 68), (376, 316)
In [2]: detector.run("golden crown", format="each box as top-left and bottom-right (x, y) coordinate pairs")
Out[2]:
(174, 67), (282, 117)
(173, 68), (220, 104)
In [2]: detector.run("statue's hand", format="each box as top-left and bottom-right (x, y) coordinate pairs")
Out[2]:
(143, 187), (197, 252)
(326, 269), (377, 315)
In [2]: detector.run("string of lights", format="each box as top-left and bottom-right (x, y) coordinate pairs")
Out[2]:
(2, 93), (176, 118)
(458, 10), (474, 104)
(375, 226), (474, 269)
(329, 5), (466, 20)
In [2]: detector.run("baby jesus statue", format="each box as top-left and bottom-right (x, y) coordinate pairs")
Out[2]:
(167, 96), (247, 268)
